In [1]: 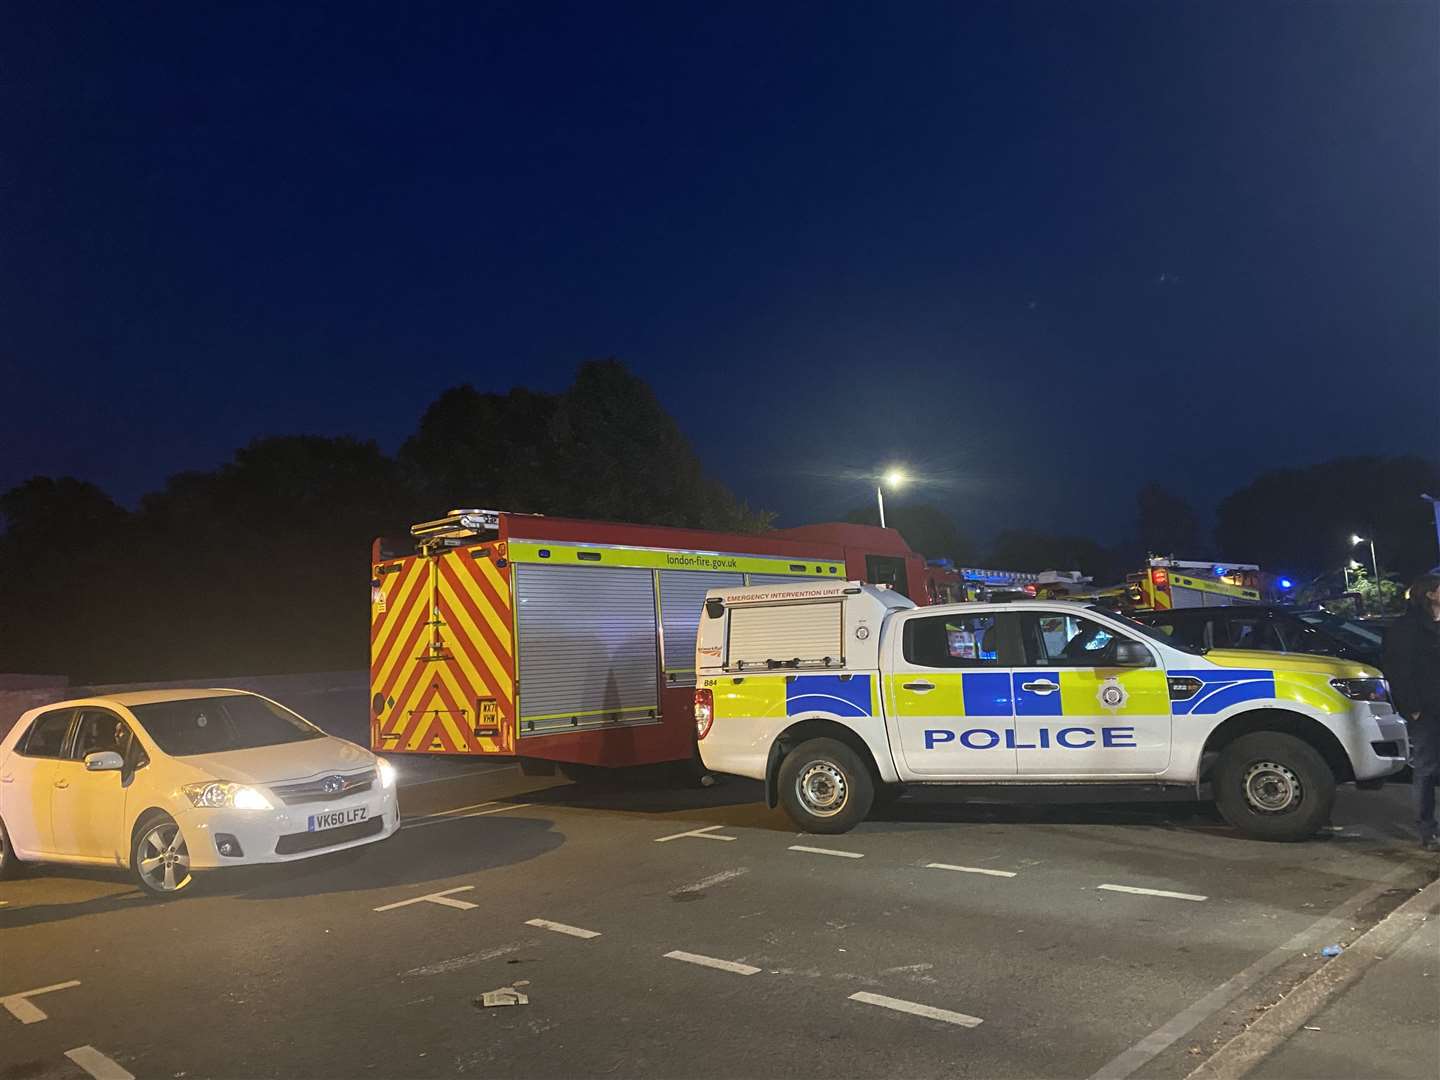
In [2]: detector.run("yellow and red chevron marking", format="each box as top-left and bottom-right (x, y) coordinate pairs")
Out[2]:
(369, 546), (516, 756)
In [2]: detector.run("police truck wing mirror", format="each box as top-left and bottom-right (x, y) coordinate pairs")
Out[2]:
(1112, 640), (1151, 667)
(84, 750), (125, 772)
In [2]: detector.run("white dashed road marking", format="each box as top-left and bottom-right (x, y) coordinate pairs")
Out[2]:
(1098, 883), (1207, 902)
(1, 980), (81, 1024)
(65, 1046), (134, 1080)
(926, 863), (1016, 878)
(849, 991), (984, 1027)
(403, 803), (532, 830)
(374, 886), (479, 912)
(664, 950), (761, 975)
(654, 825), (737, 843)
(789, 845), (864, 859)
(526, 918), (601, 939)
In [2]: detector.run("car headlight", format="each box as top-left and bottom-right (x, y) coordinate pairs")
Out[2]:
(182, 781), (273, 810)
(1330, 677), (1390, 703)
(376, 757), (397, 789)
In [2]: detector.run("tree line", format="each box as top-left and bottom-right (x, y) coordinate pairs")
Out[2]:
(848, 459), (1440, 589)
(2, 357), (1435, 683)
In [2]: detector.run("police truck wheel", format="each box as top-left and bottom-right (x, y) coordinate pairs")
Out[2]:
(0, 816), (24, 879)
(778, 738), (874, 834)
(1213, 732), (1334, 842)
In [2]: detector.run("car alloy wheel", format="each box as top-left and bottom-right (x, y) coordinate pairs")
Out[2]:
(137, 820), (192, 893)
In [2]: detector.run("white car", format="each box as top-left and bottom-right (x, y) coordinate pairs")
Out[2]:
(0, 689), (400, 896)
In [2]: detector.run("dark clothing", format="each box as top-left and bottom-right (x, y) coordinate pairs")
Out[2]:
(1411, 716), (1440, 842)
(1383, 608), (1440, 718)
(1384, 607), (1440, 840)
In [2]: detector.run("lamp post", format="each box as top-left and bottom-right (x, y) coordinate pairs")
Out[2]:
(876, 468), (907, 529)
(1351, 534), (1379, 581)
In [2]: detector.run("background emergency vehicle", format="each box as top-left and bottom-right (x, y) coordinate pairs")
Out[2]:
(1128, 558), (1262, 611)
(369, 509), (950, 775)
(694, 582), (1407, 841)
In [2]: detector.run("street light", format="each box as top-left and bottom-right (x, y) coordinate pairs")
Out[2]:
(1351, 534), (1379, 581)
(877, 468), (907, 529)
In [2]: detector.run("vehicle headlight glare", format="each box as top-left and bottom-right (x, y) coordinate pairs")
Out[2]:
(183, 781), (272, 810)
(376, 757), (397, 789)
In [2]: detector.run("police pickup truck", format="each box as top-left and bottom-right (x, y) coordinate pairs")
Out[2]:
(693, 583), (1407, 840)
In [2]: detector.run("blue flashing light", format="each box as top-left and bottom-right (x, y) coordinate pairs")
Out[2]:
(1278, 577), (1294, 590)
(1213, 565), (1227, 577)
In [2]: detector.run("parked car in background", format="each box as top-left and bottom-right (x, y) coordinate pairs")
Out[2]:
(0, 689), (399, 896)
(1131, 606), (1386, 668)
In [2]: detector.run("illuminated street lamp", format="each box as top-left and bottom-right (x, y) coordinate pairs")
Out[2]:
(876, 468), (907, 529)
(1350, 534), (1380, 581)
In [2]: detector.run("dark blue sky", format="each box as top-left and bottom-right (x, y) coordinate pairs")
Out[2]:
(3, 2), (1436, 542)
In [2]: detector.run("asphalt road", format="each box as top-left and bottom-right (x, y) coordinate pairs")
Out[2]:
(1, 766), (1435, 1080)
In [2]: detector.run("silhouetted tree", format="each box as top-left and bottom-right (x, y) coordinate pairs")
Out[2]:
(844, 501), (978, 563)
(0, 478), (132, 677)
(1136, 483), (1205, 557)
(1216, 456), (1440, 579)
(987, 528), (1126, 582)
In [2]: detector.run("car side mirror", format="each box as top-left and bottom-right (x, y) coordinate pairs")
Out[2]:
(1113, 640), (1152, 667)
(84, 750), (125, 772)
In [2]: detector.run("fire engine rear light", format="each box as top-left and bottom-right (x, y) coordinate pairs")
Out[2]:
(1151, 568), (1169, 587)
(694, 689), (714, 740)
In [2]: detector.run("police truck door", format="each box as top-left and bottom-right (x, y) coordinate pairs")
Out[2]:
(1012, 611), (1171, 774)
(885, 609), (1020, 777)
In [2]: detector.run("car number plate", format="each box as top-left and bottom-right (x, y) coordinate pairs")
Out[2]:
(308, 807), (368, 832)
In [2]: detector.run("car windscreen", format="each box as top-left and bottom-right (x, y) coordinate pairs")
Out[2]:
(1297, 613), (1384, 650)
(1093, 607), (1204, 655)
(130, 696), (324, 756)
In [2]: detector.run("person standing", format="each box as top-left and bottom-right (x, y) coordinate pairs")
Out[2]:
(1383, 573), (1440, 850)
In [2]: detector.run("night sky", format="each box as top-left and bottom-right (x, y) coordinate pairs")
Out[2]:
(4, 2), (1436, 543)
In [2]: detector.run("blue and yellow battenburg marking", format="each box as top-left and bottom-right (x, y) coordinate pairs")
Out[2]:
(888, 669), (1166, 718)
(1166, 669), (1275, 715)
(713, 673), (879, 720)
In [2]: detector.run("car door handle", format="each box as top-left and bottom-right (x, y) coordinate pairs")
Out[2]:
(53, 778), (69, 789)
(0, 774), (13, 783)
(902, 681), (936, 692)
(1021, 680), (1060, 694)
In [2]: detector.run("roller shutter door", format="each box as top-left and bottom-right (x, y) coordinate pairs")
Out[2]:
(658, 570), (744, 687)
(513, 564), (658, 735)
(727, 601), (845, 670)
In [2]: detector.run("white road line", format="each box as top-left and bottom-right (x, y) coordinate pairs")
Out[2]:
(403, 803), (531, 830)
(526, 918), (601, 939)
(654, 824), (737, 843)
(373, 886), (478, 912)
(789, 844), (864, 859)
(1098, 883), (1207, 902)
(926, 862), (1016, 878)
(1090, 868), (1413, 1080)
(1, 980), (81, 1024)
(849, 992), (984, 1028)
(400, 941), (533, 978)
(664, 950), (761, 976)
(671, 868), (749, 896)
(65, 1046), (135, 1080)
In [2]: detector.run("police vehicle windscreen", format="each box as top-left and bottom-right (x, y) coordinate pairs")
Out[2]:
(131, 696), (325, 756)
(1093, 606), (1204, 654)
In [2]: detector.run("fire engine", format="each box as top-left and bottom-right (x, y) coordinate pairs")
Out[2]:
(368, 509), (949, 771)
(1128, 558), (1262, 611)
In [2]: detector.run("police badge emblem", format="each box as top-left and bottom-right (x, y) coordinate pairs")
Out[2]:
(1097, 678), (1128, 710)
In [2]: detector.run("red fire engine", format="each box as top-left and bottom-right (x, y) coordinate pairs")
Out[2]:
(369, 510), (944, 771)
